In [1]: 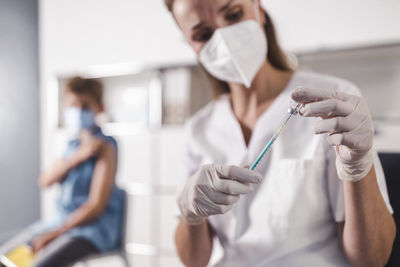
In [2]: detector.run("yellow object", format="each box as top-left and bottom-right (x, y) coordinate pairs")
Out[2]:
(0, 245), (35, 267)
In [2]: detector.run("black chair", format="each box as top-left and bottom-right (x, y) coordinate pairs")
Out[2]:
(379, 153), (400, 267)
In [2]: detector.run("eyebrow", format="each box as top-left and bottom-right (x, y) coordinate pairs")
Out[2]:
(191, 0), (236, 31)
(218, 0), (235, 13)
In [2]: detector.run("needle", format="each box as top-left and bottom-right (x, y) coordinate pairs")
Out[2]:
(249, 103), (301, 171)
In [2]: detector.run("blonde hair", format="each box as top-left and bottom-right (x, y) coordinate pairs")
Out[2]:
(164, 0), (293, 98)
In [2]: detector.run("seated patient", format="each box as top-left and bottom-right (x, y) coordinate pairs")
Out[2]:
(2, 77), (124, 267)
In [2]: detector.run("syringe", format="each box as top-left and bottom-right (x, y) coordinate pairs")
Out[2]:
(249, 102), (301, 170)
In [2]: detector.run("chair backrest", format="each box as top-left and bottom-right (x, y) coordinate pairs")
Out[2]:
(379, 153), (400, 267)
(116, 188), (128, 251)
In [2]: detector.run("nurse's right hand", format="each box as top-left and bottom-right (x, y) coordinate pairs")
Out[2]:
(178, 164), (263, 225)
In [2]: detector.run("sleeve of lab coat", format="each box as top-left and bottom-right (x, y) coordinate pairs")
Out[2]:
(327, 145), (393, 222)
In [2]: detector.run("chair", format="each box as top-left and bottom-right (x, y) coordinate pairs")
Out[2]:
(75, 189), (130, 267)
(379, 153), (400, 267)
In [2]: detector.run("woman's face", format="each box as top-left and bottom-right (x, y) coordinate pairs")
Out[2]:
(172, 0), (264, 54)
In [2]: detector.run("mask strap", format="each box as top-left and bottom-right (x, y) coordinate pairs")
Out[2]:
(254, 0), (261, 24)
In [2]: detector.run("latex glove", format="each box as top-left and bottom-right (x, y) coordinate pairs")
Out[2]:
(178, 164), (263, 225)
(292, 87), (374, 182)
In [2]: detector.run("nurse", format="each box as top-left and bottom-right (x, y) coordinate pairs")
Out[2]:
(164, 0), (396, 266)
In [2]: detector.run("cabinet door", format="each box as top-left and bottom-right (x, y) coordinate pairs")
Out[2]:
(125, 194), (153, 245)
(159, 127), (185, 187)
(159, 195), (179, 252)
(117, 134), (152, 184)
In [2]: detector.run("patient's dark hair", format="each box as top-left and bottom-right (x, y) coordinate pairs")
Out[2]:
(66, 76), (104, 105)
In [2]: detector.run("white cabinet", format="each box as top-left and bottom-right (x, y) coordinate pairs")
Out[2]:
(117, 134), (153, 184)
(125, 194), (153, 245)
(159, 127), (185, 186)
(297, 44), (400, 153)
(116, 127), (184, 267)
(159, 195), (179, 251)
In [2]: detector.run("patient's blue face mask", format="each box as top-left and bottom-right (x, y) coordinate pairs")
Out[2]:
(64, 107), (95, 135)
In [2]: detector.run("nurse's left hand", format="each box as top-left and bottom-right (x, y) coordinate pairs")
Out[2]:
(292, 87), (374, 182)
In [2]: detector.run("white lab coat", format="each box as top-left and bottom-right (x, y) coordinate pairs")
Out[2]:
(182, 71), (393, 267)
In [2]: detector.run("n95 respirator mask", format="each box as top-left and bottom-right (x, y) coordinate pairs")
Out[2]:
(199, 19), (267, 88)
(64, 107), (95, 135)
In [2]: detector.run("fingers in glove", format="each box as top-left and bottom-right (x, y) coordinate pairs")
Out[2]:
(215, 165), (263, 184)
(326, 129), (372, 152)
(193, 196), (232, 216)
(196, 185), (240, 205)
(291, 87), (349, 103)
(299, 99), (354, 118)
(212, 177), (253, 195)
(313, 114), (360, 134)
(327, 133), (352, 147)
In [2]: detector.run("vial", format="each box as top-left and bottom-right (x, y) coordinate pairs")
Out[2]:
(288, 102), (301, 115)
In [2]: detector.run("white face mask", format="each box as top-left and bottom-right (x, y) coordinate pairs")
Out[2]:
(63, 107), (95, 135)
(199, 19), (267, 88)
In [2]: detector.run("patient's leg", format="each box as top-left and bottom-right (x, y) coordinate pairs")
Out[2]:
(32, 234), (98, 267)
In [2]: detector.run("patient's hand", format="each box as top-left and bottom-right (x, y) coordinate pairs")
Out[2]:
(38, 135), (106, 188)
(31, 230), (61, 253)
(73, 138), (104, 164)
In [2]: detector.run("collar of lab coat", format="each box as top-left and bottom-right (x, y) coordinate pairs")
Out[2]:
(210, 73), (299, 159)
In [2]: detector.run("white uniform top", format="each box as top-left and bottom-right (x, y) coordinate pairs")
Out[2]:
(182, 71), (393, 267)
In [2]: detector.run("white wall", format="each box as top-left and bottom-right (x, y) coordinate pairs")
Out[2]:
(0, 0), (40, 242)
(40, 0), (195, 74)
(263, 0), (400, 52)
(39, 0), (196, 171)
(40, 0), (400, 76)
